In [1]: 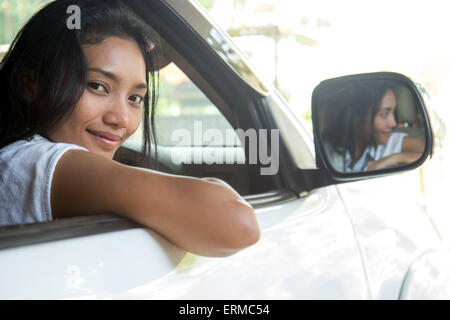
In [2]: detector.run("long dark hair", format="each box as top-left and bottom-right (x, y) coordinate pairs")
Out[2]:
(0, 0), (158, 168)
(323, 81), (393, 156)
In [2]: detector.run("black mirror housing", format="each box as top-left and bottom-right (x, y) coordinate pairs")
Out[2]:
(311, 72), (434, 182)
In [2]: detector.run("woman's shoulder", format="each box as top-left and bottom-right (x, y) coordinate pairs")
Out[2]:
(0, 134), (88, 227)
(0, 133), (88, 180)
(374, 132), (407, 160)
(323, 140), (347, 171)
(390, 131), (408, 142)
(1, 134), (44, 158)
(387, 132), (408, 151)
(1, 134), (86, 157)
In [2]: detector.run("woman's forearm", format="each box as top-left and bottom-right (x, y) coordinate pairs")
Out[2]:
(397, 151), (422, 165)
(402, 136), (425, 153)
(367, 151), (422, 170)
(111, 164), (260, 257)
(52, 150), (260, 257)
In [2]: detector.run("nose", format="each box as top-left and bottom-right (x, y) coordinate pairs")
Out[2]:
(388, 113), (396, 128)
(103, 94), (129, 129)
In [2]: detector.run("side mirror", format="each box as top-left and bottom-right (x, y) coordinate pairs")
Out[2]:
(311, 72), (433, 180)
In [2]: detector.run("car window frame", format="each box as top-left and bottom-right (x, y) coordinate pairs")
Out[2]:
(0, 0), (302, 250)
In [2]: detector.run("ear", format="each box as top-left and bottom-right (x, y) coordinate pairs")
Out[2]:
(18, 69), (39, 103)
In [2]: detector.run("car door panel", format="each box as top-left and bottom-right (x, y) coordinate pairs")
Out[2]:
(0, 186), (368, 299)
(399, 248), (450, 299)
(336, 172), (442, 299)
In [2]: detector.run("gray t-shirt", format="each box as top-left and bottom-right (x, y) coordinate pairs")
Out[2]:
(0, 135), (87, 227)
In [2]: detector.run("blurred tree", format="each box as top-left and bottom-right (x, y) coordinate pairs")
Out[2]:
(197, 0), (215, 11)
(0, 0), (51, 45)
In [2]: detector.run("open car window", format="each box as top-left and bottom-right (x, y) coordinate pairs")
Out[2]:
(123, 61), (242, 149)
(114, 33), (253, 195)
(0, 1), (291, 248)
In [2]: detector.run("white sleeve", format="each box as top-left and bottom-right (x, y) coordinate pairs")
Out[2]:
(374, 132), (407, 160)
(0, 136), (87, 227)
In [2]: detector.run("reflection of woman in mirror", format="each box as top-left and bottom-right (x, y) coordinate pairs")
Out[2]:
(324, 82), (425, 172)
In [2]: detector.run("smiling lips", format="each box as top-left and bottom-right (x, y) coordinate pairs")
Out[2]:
(86, 129), (122, 149)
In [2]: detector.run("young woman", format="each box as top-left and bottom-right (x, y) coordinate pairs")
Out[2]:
(0, 0), (260, 257)
(323, 82), (425, 172)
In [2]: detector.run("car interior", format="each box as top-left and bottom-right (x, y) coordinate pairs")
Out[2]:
(392, 83), (426, 140)
(113, 28), (259, 196)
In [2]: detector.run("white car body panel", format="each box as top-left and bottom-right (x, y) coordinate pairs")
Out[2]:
(399, 249), (450, 299)
(336, 173), (442, 299)
(0, 186), (370, 299)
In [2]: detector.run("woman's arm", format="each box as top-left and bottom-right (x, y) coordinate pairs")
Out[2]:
(366, 135), (425, 171)
(367, 151), (422, 171)
(51, 150), (260, 257)
(402, 136), (425, 153)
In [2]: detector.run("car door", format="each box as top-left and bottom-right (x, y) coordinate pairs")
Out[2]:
(0, 0), (370, 299)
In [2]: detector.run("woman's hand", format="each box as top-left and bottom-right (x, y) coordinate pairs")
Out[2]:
(367, 154), (400, 170)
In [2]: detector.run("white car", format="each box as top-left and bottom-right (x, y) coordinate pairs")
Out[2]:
(0, 0), (448, 300)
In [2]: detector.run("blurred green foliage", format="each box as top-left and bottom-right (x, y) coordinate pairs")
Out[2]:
(197, 0), (215, 11)
(0, 0), (51, 44)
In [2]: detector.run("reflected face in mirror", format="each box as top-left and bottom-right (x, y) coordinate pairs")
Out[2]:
(359, 89), (398, 149)
(373, 89), (397, 145)
(316, 79), (426, 173)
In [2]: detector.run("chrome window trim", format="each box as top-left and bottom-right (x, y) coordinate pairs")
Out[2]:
(0, 215), (140, 251)
(0, 189), (297, 251)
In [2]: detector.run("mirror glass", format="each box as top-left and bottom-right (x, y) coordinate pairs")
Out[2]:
(314, 78), (426, 173)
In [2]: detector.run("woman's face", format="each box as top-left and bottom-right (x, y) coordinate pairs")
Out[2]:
(373, 89), (397, 145)
(47, 36), (147, 159)
(359, 89), (397, 146)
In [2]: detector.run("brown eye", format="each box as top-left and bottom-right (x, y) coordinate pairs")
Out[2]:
(378, 111), (389, 119)
(129, 94), (143, 104)
(89, 82), (107, 93)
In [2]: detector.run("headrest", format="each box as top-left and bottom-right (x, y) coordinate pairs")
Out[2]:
(393, 84), (416, 123)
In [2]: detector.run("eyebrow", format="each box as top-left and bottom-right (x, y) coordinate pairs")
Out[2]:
(380, 104), (396, 111)
(88, 67), (147, 90)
